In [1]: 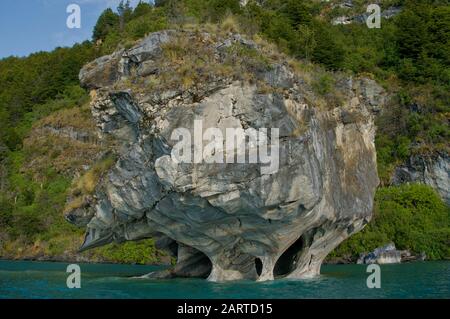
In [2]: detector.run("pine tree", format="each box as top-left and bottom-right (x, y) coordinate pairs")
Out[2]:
(133, 1), (153, 19)
(117, 0), (133, 32)
(93, 8), (120, 41)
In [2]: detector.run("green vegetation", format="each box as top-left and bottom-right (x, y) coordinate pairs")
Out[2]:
(0, 0), (448, 263)
(93, 1), (168, 55)
(329, 184), (450, 261)
(0, 46), (97, 152)
(97, 239), (162, 264)
(137, 30), (274, 91)
(64, 154), (117, 214)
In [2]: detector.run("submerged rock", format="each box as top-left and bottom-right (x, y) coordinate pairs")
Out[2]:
(67, 30), (385, 282)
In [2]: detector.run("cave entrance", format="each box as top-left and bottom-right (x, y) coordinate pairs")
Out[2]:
(273, 235), (304, 277)
(175, 244), (213, 279)
(255, 258), (263, 276)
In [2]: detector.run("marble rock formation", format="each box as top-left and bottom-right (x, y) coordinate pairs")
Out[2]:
(66, 30), (384, 281)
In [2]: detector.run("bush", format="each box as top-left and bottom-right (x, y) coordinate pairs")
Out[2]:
(96, 239), (161, 264)
(312, 73), (334, 96)
(311, 24), (345, 70)
(330, 184), (450, 261)
(93, 8), (120, 41)
(0, 196), (13, 228)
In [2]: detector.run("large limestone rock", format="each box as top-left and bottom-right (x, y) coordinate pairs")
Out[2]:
(67, 30), (384, 281)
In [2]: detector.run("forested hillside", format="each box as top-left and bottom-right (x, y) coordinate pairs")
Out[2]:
(0, 0), (448, 263)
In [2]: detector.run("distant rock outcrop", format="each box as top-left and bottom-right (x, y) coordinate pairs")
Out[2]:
(357, 243), (426, 264)
(332, 6), (402, 25)
(392, 152), (450, 205)
(67, 30), (385, 282)
(357, 243), (401, 264)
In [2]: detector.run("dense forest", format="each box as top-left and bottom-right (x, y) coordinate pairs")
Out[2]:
(0, 0), (448, 263)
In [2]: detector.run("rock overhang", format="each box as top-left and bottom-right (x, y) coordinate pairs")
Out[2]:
(67, 29), (384, 281)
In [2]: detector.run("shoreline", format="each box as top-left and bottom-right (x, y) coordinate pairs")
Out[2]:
(1, 257), (447, 266)
(0, 256), (169, 266)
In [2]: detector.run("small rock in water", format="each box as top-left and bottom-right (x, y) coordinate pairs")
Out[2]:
(357, 243), (426, 264)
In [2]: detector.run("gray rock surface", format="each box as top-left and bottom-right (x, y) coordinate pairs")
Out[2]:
(392, 152), (450, 205)
(67, 30), (384, 282)
(357, 243), (426, 264)
(357, 243), (401, 264)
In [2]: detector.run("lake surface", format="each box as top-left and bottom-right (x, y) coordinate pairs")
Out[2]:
(0, 260), (448, 299)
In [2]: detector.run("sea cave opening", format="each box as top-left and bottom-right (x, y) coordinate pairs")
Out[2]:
(273, 235), (304, 278)
(255, 257), (263, 276)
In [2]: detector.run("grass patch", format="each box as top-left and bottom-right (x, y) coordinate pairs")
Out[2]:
(36, 103), (96, 131)
(65, 154), (116, 214)
(73, 155), (116, 196)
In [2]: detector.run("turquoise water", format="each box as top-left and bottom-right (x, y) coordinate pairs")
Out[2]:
(0, 260), (448, 299)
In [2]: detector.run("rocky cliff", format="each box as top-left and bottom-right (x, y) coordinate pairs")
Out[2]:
(66, 30), (385, 281)
(392, 152), (450, 205)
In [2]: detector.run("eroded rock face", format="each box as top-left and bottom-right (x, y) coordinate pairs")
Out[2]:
(392, 153), (450, 205)
(67, 30), (383, 281)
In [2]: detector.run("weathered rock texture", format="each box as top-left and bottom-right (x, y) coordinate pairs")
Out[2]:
(357, 243), (426, 264)
(357, 243), (401, 264)
(67, 30), (384, 281)
(392, 152), (450, 205)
